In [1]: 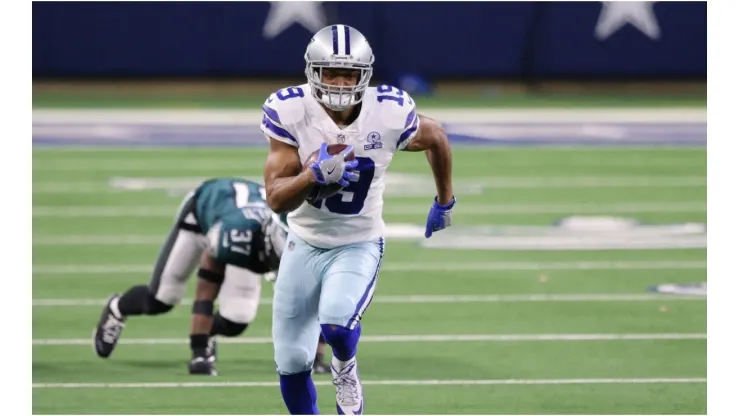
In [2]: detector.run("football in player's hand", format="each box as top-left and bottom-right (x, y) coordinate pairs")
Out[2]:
(304, 143), (356, 202)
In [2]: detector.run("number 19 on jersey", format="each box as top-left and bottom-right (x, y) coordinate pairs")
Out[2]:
(309, 157), (375, 215)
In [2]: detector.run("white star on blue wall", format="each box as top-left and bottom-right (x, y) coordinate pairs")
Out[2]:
(594, 1), (661, 41)
(263, 1), (329, 39)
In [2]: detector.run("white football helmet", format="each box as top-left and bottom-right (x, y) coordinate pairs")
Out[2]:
(304, 25), (375, 111)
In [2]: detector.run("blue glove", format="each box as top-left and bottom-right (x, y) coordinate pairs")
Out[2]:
(425, 196), (456, 238)
(310, 143), (359, 187)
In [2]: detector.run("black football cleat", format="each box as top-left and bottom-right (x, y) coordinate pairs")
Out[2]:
(92, 294), (126, 358)
(189, 355), (217, 376)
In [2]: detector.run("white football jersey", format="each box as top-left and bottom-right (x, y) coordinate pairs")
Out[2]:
(260, 83), (420, 248)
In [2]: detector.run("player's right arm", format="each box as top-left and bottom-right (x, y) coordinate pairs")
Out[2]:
(260, 88), (357, 213)
(260, 89), (319, 213)
(263, 138), (317, 214)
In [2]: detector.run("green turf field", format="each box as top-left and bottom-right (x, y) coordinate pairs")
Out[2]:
(32, 145), (707, 414)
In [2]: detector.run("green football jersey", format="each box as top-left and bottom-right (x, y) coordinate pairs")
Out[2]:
(194, 178), (283, 274)
(195, 177), (267, 231)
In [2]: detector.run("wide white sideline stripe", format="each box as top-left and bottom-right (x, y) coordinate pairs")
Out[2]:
(31, 293), (707, 307)
(31, 108), (707, 123)
(32, 377), (707, 389)
(33, 333), (706, 346)
(31, 261), (707, 275)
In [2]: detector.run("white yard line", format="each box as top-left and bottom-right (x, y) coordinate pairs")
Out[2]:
(453, 177), (707, 188)
(31, 260), (707, 276)
(31, 155), (706, 171)
(31, 293), (707, 307)
(34, 235), (166, 244)
(31, 293), (706, 307)
(31, 377), (707, 389)
(32, 176), (706, 194)
(33, 182), (108, 194)
(32, 202), (706, 220)
(32, 333), (707, 346)
(386, 202), (707, 214)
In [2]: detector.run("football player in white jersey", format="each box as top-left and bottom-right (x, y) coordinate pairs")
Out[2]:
(261, 25), (455, 415)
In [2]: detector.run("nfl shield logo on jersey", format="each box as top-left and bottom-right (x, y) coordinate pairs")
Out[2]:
(364, 131), (383, 150)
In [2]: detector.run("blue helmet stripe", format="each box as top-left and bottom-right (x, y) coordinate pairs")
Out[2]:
(344, 26), (351, 55)
(331, 25), (339, 55)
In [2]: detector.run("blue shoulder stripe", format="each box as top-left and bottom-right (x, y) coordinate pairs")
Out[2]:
(396, 114), (420, 148)
(262, 105), (282, 125)
(262, 115), (297, 143)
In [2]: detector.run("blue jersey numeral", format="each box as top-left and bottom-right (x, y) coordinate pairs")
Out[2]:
(309, 157), (375, 215)
(376, 85), (405, 106)
(276, 87), (305, 101)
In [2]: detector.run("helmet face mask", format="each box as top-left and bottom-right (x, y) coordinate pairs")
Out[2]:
(304, 25), (375, 111)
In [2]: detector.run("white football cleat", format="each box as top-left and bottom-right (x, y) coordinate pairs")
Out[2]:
(331, 356), (364, 415)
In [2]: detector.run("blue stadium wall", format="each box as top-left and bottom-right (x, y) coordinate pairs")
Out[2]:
(32, 1), (707, 80)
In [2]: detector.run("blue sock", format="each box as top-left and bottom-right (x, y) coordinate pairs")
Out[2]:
(320, 324), (362, 361)
(279, 370), (319, 415)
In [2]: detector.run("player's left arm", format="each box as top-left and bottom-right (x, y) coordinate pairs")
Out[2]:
(401, 115), (454, 205)
(401, 115), (456, 237)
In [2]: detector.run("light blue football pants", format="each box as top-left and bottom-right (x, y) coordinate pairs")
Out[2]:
(272, 231), (384, 375)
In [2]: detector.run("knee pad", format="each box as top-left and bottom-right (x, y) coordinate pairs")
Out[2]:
(211, 313), (248, 337)
(320, 324), (362, 361)
(144, 294), (174, 316)
(151, 283), (187, 307)
(217, 298), (258, 325)
(217, 266), (261, 324)
(275, 345), (314, 375)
